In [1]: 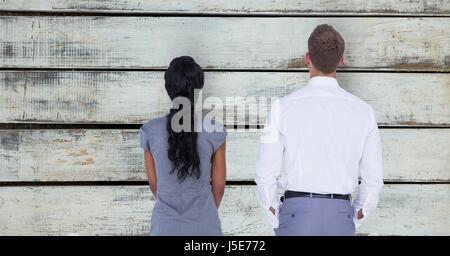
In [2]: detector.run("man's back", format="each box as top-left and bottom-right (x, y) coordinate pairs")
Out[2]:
(256, 24), (383, 235)
(276, 76), (377, 195)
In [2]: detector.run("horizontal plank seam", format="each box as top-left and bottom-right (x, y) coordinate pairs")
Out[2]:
(0, 67), (450, 74)
(0, 181), (448, 187)
(0, 124), (449, 129)
(0, 181), (254, 186)
(0, 11), (449, 18)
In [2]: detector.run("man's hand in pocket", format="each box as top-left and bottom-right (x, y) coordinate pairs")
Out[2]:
(357, 209), (364, 219)
(269, 207), (276, 216)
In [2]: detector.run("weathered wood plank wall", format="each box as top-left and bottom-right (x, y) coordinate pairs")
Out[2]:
(1, 0), (450, 16)
(0, 17), (449, 71)
(0, 185), (448, 236)
(0, 1), (448, 236)
(1, 71), (449, 125)
(1, 129), (449, 182)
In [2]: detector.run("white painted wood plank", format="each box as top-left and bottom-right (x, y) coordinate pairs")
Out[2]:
(0, 17), (449, 70)
(1, 0), (449, 16)
(357, 184), (450, 236)
(0, 185), (268, 236)
(0, 185), (447, 235)
(1, 129), (448, 182)
(1, 71), (449, 125)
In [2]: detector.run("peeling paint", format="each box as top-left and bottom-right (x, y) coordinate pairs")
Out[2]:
(444, 56), (450, 67)
(82, 158), (94, 165)
(1, 42), (16, 58)
(390, 61), (448, 71)
(286, 58), (306, 69)
(0, 131), (20, 151)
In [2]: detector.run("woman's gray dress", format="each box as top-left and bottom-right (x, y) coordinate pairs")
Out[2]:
(140, 116), (227, 236)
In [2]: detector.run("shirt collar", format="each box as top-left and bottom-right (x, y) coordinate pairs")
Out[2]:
(307, 76), (340, 89)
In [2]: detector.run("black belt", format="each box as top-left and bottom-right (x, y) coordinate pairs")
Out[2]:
(281, 190), (351, 202)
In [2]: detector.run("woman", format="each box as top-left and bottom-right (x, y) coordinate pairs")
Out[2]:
(140, 56), (227, 236)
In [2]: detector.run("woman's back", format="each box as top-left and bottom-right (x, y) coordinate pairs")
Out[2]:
(140, 116), (227, 235)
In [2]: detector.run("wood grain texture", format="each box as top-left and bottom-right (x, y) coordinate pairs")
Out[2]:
(1, 0), (449, 16)
(0, 0), (447, 238)
(0, 17), (449, 70)
(1, 129), (449, 182)
(0, 185), (448, 236)
(1, 71), (449, 125)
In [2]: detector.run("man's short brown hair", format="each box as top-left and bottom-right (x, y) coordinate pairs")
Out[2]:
(308, 24), (345, 74)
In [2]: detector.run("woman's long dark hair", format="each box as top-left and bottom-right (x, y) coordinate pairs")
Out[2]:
(165, 56), (204, 181)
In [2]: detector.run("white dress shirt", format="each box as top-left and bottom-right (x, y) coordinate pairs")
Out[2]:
(255, 76), (383, 228)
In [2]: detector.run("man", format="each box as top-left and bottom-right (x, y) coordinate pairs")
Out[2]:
(255, 24), (383, 236)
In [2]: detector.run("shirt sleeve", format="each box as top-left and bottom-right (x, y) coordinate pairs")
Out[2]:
(139, 126), (151, 152)
(255, 101), (284, 228)
(353, 109), (384, 228)
(210, 126), (227, 153)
